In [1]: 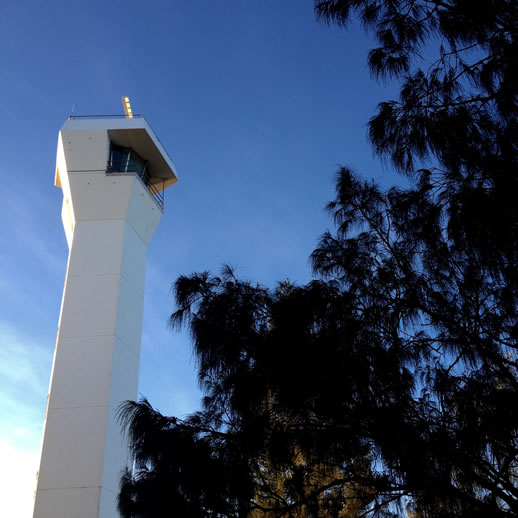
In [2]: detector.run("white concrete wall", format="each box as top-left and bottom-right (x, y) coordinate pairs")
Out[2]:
(33, 122), (167, 518)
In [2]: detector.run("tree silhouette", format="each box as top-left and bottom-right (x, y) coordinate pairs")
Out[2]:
(316, 0), (517, 172)
(118, 2), (517, 516)
(311, 167), (518, 516)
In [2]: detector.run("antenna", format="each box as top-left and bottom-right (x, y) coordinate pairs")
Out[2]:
(122, 96), (133, 119)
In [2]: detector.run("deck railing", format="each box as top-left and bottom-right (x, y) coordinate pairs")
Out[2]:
(69, 114), (144, 120)
(106, 159), (164, 210)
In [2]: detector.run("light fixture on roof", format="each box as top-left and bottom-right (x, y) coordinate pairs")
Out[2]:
(122, 96), (133, 119)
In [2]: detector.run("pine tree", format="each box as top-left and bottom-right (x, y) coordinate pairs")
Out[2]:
(118, 3), (517, 516)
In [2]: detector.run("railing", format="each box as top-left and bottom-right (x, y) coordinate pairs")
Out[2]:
(144, 178), (165, 209)
(69, 114), (144, 120)
(106, 160), (164, 210)
(107, 159), (147, 176)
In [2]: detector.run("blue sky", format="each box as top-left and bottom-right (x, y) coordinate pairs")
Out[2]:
(0, 1), (402, 514)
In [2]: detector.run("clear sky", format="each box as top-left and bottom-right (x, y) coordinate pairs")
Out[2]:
(0, 1), (402, 515)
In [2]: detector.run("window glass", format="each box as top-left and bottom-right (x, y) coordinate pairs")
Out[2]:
(109, 145), (148, 180)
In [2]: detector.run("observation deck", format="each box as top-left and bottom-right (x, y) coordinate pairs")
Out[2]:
(57, 115), (178, 210)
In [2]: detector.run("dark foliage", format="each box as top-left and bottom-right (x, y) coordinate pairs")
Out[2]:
(117, 399), (252, 518)
(310, 167), (518, 516)
(315, 0), (518, 174)
(118, 2), (517, 517)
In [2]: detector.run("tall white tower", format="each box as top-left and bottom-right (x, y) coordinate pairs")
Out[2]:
(33, 113), (177, 518)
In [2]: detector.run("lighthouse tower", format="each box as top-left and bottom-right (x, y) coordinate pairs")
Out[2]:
(33, 108), (177, 518)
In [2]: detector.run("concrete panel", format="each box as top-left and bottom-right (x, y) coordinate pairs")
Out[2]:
(68, 220), (126, 276)
(102, 406), (132, 495)
(121, 221), (147, 297)
(48, 335), (116, 410)
(126, 178), (162, 245)
(33, 487), (102, 518)
(55, 134), (71, 193)
(108, 337), (140, 411)
(37, 406), (109, 490)
(115, 276), (144, 355)
(61, 129), (110, 173)
(58, 274), (120, 338)
(60, 198), (74, 249)
(67, 173), (134, 221)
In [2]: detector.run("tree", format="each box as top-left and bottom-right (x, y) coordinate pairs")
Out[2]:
(316, 1), (517, 170)
(311, 167), (518, 516)
(118, 2), (518, 516)
(315, 0), (518, 279)
(119, 272), (379, 517)
(312, 5), (518, 512)
(118, 398), (253, 518)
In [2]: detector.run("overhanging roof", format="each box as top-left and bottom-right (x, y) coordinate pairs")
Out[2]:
(60, 116), (178, 191)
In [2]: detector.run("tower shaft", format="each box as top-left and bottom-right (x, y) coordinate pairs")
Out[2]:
(33, 118), (177, 518)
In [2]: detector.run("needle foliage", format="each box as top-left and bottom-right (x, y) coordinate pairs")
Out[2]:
(118, 2), (517, 516)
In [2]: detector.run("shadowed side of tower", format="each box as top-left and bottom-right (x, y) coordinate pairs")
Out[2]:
(33, 116), (177, 518)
